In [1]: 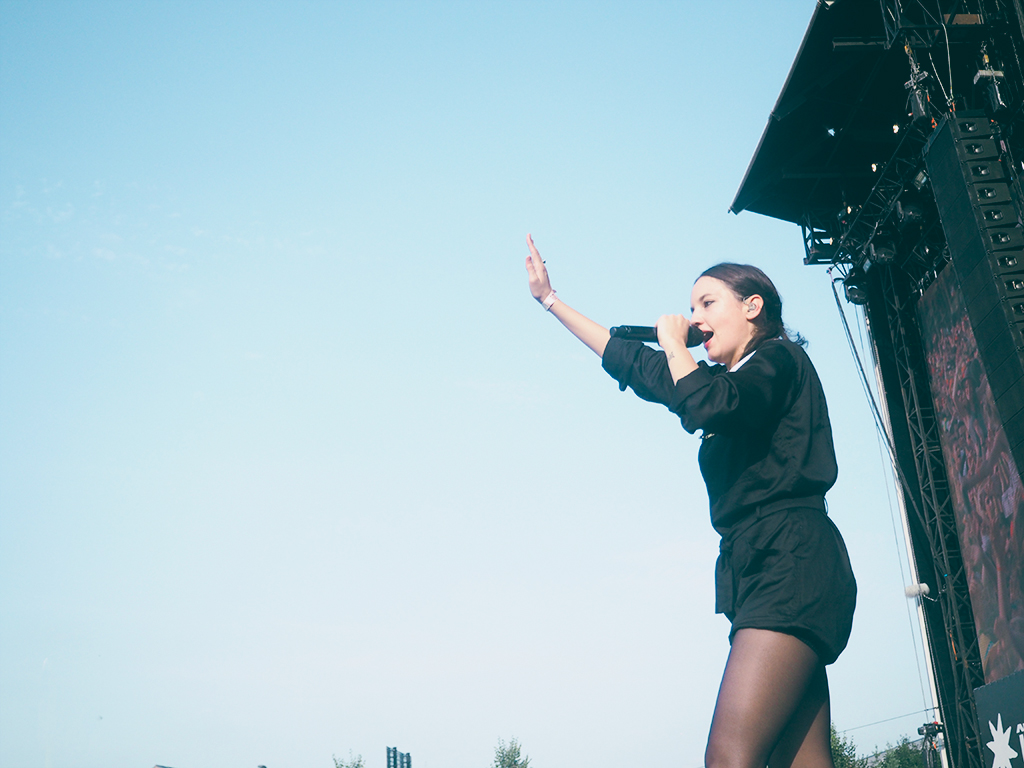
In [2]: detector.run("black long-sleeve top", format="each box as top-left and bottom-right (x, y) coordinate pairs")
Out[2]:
(601, 336), (838, 534)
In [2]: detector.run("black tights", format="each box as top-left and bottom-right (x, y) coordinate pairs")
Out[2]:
(705, 629), (834, 768)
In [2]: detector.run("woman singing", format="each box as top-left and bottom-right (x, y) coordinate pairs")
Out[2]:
(524, 234), (856, 768)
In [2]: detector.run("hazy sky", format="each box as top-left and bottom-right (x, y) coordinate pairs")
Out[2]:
(1, 3), (936, 767)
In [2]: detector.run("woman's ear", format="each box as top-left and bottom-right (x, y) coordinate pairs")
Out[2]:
(744, 295), (764, 319)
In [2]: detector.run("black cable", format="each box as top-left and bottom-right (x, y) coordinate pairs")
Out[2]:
(828, 272), (930, 534)
(830, 270), (936, 715)
(829, 273), (896, 455)
(850, 294), (933, 712)
(839, 707), (935, 733)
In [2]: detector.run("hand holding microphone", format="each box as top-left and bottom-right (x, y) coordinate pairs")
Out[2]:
(609, 322), (707, 347)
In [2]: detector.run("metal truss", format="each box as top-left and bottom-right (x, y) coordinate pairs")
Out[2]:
(832, 120), (933, 268)
(879, 0), (1024, 49)
(897, 216), (950, 290)
(879, 0), (986, 49)
(876, 265), (986, 768)
(802, 220), (846, 266)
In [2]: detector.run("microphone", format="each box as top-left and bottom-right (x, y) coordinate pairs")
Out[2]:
(609, 324), (707, 347)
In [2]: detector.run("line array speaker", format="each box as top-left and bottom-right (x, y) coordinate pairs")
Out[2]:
(924, 111), (1024, 471)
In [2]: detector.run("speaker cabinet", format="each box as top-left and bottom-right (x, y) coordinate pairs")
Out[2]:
(925, 111), (1024, 468)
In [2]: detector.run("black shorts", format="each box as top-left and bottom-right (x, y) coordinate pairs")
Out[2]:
(716, 506), (857, 665)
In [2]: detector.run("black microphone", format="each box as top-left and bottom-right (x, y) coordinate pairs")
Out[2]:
(609, 324), (707, 347)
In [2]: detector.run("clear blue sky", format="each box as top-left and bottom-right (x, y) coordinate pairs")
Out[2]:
(1, 2), (935, 767)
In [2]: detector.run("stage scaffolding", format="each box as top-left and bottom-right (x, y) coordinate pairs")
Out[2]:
(730, 1), (1024, 766)
(869, 262), (985, 768)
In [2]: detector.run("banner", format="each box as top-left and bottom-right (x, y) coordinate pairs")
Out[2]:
(976, 671), (1024, 768)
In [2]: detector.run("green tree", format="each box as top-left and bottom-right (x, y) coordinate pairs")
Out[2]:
(872, 738), (927, 768)
(492, 737), (531, 768)
(831, 724), (866, 768)
(333, 751), (366, 768)
(831, 724), (928, 768)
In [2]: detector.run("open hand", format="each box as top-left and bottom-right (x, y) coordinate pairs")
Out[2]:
(525, 234), (553, 302)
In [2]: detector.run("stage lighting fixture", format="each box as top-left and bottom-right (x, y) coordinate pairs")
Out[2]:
(844, 279), (868, 305)
(918, 722), (943, 738)
(837, 204), (858, 227)
(897, 198), (925, 235)
(912, 170), (929, 190)
(897, 199), (924, 223)
(893, 124), (900, 134)
(871, 163), (879, 172)
(870, 238), (897, 263)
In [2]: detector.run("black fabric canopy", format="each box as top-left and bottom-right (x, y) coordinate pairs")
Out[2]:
(730, 1), (915, 227)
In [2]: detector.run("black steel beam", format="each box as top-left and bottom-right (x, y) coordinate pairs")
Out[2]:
(866, 264), (986, 768)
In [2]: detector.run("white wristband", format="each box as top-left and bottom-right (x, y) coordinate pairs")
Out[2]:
(542, 290), (558, 311)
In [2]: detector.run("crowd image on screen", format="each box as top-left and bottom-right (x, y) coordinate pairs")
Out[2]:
(918, 266), (1024, 684)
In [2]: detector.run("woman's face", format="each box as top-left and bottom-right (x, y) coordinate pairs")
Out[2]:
(689, 276), (760, 368)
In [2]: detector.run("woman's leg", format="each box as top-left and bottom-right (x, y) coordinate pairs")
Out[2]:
(768, 664), (833, 768)
(704, 628), (835, 768)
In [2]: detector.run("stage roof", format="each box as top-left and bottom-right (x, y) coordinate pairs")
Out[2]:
(729, 0), (916, 228)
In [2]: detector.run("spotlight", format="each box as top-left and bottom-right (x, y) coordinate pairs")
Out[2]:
(897, 199), (924, 225)
(870, 238), (897, 263)
(837, 204), (858, 227)
(918, 722), (943, 738)
(844, 279), (868, 305)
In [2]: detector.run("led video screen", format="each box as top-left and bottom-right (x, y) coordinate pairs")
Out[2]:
(918, 264), (1024, 685)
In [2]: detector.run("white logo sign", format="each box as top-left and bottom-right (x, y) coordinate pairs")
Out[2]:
(986, 714), (1020, 768)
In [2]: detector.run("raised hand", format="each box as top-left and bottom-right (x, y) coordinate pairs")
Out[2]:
(525, 233), (553, 302)
(523, 233), (608, 357)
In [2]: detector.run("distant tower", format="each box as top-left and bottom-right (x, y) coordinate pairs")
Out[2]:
(387, 746), (411, 768)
